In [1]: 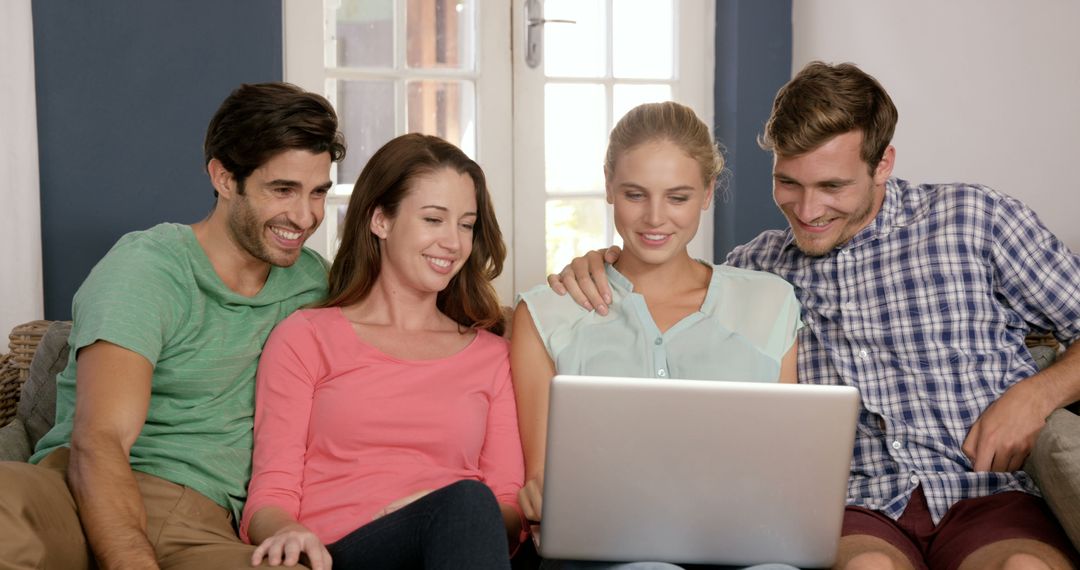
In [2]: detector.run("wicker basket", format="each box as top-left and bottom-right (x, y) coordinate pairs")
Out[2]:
(0, 353), (20, 428)
(0, 320), (52, 428)
(1025, 332), (1060, 349)
(8, 320), (50, 382)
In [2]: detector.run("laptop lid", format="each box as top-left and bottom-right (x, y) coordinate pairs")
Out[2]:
(538, 374), (859, 567)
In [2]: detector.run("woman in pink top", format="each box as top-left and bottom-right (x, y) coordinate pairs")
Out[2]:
(242, 134), (526, 569)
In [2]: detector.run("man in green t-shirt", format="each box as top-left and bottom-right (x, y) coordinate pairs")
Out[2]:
(0, 83), (345, 569)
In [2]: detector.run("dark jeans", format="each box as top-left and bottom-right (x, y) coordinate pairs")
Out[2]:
(327, 479), (511, 569)
(540, 561), (800, 570)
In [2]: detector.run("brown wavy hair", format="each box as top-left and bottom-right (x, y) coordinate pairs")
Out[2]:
(320, 133), (506, 335)
(758, 61), (897, 174)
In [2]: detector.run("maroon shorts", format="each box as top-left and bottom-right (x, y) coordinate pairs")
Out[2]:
(842, 486), (1079, 570)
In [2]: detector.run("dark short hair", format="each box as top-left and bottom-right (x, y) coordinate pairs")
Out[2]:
(321, 133), (506, 335)
(759, 61), (897, 172)
(204, 82), (346, 194)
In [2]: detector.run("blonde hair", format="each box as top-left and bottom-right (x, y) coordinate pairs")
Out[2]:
(759, 61), (898, 172)
(604, 101), (723, 186)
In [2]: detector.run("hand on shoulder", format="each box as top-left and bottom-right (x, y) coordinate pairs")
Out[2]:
(547, 246), (620, 315)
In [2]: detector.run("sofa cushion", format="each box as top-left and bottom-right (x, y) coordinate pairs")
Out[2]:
(17, 321), (71, 449)
(1029, 344), (1058, 372)
(0, 417), (31, 462)
(1025, 408), (1080, 551)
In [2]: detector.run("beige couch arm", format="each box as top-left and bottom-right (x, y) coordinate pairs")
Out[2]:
(1026, 407), (1080, 551)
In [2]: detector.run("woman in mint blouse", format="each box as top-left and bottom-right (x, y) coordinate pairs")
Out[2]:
(511, 102), (802, 570)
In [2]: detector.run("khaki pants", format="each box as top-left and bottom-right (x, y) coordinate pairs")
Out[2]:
(0, 448), (296, 569)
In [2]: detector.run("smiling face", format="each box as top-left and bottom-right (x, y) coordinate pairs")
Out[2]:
(224, 149), (333, 267)
(772, 130), (894, 256)
(371, 168), (478, 294)
(607, 139), (713, 269)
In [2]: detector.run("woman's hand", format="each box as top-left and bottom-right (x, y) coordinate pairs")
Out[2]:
(517, 475), (544, 523)
(373, 488), (433, 520)
(251, 523), (332, 570)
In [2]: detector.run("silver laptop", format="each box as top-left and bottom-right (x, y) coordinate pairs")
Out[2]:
(538, 374), (859, 567)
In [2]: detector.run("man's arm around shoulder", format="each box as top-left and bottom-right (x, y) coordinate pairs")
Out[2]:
(724, 229), (790, 272)
(68, 341), (159, 569)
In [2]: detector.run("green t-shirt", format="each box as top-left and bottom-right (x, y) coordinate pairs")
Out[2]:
(31, 223), (328, 520)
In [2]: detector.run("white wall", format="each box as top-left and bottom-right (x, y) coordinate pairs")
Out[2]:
(0, 0), (45, 339)
(793, 0), (1080, 250)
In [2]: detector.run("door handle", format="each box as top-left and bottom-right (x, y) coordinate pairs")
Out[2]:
(525, 0), (576, 69)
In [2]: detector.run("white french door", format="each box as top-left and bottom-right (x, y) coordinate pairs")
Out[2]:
(283, 0), (713, 303)
(511, 0), (714, 292)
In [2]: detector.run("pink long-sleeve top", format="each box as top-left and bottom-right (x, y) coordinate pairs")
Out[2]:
(240, 307), (525, 546)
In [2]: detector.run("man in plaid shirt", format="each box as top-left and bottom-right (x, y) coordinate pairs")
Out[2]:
(551, 62), (1080, 570)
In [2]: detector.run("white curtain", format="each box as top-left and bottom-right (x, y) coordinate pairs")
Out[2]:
(0, 0), (45, 338)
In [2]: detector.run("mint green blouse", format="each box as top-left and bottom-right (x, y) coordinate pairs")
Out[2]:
(518, 263), (803, 381)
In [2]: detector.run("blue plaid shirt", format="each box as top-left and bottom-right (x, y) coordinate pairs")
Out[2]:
(727, 178), (1080, 523)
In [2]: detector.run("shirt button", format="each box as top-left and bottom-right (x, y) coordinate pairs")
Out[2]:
(655, 337), (663, 345)
(910, 475), (919, 485)
(891, 440), (902, 450)
(858, 349), (869, 359)
(658, 369), (666, 377)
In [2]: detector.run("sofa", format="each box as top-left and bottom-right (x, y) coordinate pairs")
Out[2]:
(1, 320), (1079, 554)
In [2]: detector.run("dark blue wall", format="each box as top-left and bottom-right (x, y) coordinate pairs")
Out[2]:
(33, 0), (282, 319)
(34, 1), (784, 313)
(713, 0), (792, 261)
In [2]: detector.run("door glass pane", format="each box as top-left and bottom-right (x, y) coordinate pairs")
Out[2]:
(333, 0), (394, 68)
(335, 79), (396, 185)
(406, 80), (477, 157)
(406, 0), (475, 70)
(612, 0), (673, 79)
(546, 197), (609, 275)
(545, 83), (605, 195)
(544, 0), (605, 78)
(612, 84), (673, 123)
(335, 203), (349, 251)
